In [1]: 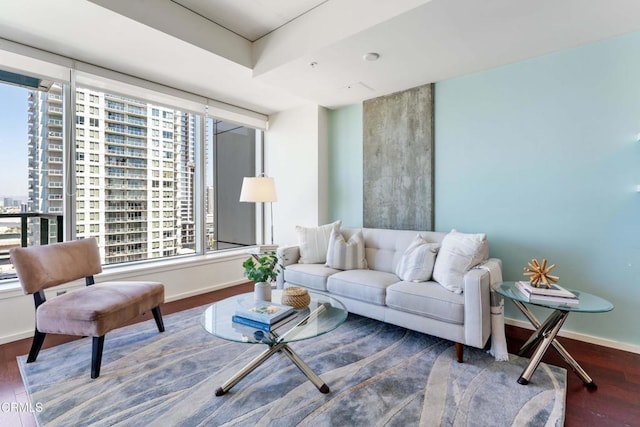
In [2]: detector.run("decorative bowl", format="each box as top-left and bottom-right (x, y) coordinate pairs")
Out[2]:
(282, 286), (310, 309)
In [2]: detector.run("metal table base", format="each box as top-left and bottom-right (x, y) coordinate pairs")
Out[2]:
(215, 341), (329, 396)
(512, 300), (597, 389)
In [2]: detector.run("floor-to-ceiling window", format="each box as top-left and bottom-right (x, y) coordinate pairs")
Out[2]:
(0, 60), (262, 281)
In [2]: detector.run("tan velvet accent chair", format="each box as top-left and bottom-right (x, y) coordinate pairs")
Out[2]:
(10, 238), (165, 378)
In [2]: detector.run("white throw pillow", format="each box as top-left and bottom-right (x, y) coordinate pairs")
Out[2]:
(395, 234), (439, 282)
(296, 221), (341, 264)
(432, 230), (488, 293)
(325, 229), (367, 270)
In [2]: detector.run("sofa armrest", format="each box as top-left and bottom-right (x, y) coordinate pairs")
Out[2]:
(276, 245), (300, 289)
(462, 258), (502, 348)
(277, 245), (300, 266)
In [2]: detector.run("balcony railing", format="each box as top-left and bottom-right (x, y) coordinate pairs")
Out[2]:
(0, 213), (63, 248)
(0, 213), (63, 280)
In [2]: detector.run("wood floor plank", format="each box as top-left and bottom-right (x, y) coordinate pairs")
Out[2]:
(1, 283), (637, 426)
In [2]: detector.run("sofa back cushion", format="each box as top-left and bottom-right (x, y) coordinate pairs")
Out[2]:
(341, 228), (446, 274)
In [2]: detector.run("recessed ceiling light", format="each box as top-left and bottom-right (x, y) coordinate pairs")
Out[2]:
(363, 52), (380, 61)
(310, 61), (318, 68)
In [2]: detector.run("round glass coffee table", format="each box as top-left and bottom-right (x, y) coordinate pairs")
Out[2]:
(497, 281), (613, 388)
(201, 289), (347, 396)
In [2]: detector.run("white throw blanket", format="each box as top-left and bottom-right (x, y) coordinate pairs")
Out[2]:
(475, 259), (509, 361)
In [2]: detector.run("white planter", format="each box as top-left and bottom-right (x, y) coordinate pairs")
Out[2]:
(254, 282), (272, 302)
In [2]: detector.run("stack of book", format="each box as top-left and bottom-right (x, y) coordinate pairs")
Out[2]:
(232, 300), (296, 331)
(515, 281), (579, 306)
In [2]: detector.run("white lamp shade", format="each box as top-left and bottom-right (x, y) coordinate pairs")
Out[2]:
(239, 177), (277, 203)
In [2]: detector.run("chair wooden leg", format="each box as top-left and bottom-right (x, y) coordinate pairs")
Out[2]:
(91, 336), (105, 379)
(455, 342), (464, 363)
(151, 306), (165, 333)
(26, 329), (47, 363)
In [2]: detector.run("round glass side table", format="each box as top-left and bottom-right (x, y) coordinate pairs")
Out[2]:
(497, 281), (613, 388)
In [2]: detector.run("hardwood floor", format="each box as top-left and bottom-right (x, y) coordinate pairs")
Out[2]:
(506, 325), (640, 427)
(1, 283), (638, 426)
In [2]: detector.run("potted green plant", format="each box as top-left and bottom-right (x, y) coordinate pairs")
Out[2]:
(242, 252), (283, 301)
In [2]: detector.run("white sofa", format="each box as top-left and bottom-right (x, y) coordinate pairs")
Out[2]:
(277, 226), (501, 362)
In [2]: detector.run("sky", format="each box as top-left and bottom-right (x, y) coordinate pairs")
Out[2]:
(0, 83), (28, 198)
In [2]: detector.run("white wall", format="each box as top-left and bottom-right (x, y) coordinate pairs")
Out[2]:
(265, 103), (329, 245)
(0, 252), (247, 344)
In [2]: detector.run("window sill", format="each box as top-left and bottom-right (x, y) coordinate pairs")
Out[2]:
(0, 248), (251, 299)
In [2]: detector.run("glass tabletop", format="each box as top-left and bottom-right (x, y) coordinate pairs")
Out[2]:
(496, 281), (614, 313)
(201, 289), (348, 345)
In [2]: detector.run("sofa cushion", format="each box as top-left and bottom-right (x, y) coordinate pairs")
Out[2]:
(326, 229), (367, 270)
(296, 221), (341, 264)
(327, 270), (399, 306)
(395, 234), (439, 282)
(432, 230), (488, 294)
(284, 263), (341, 292)
(386, 281), (464, 324)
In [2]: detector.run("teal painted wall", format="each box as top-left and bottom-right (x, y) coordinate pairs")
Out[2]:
(327, 32), (640, 348)
(328, 104), (363, 227)
(436, 32), (640, 346)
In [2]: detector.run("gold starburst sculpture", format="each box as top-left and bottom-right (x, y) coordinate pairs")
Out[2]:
(523, 258), (559, 288)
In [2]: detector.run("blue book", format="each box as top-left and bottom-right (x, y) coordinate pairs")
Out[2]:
(234, 300), (295, 324)
(232, 311), (296, 332)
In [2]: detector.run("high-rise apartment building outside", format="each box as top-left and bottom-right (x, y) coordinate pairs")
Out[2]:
(27, 85), (196, 264)
(177, 111), (196, 252)
(27, 83), (63, 245)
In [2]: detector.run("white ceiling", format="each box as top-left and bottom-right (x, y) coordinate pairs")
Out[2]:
(172, 0), (328, 42)
(1, 0), (640, 116)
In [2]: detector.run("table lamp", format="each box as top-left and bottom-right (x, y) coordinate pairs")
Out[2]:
(239, 175), (277, 247)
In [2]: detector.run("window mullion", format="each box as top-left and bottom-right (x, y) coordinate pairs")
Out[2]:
(64, 68), (76, 242)
(195, 110), (206, 254)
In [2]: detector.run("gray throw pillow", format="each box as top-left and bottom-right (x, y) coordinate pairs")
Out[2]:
(325, 229), (367, 270)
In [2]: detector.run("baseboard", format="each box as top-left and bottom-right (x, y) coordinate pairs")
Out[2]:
(164, 279), (248, 303)
(505, 317), (640, 355)
(0, 331), (32, 346)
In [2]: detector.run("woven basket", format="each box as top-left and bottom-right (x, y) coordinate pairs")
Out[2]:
(282, 287), (311, 309)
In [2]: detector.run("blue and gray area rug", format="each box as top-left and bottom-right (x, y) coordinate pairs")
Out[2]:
(18, 305), (566, 426)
